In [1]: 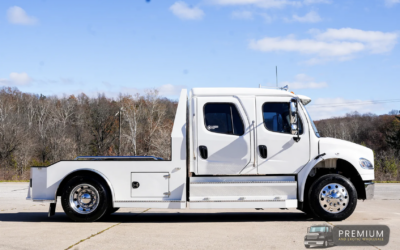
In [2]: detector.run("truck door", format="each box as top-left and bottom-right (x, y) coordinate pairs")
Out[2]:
(196, 97), (252, 175)
(256, 96), (310, 174)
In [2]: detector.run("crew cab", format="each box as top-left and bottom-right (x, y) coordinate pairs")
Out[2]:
(26, 87), (375, 222)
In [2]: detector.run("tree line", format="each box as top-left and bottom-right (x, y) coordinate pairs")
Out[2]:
(0, 87), (177, 180)
(1, 86), (399, 181)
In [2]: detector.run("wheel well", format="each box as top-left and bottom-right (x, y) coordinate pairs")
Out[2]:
(304, 159), (366, 201)
(56, 170), (113, 199)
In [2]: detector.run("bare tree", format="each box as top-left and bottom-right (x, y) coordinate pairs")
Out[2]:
(121, 93), (143, 156)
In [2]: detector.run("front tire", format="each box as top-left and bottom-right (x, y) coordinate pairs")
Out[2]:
(61, 174), (111, 222)
(308, 174), (357, 221)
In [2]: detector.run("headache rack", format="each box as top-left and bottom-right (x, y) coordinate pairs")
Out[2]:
(74, 156), (163, 161)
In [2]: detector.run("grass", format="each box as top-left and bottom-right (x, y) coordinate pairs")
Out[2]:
(0, 180), (29, 182)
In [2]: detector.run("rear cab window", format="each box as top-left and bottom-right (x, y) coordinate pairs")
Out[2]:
(203, 103), (244, 136)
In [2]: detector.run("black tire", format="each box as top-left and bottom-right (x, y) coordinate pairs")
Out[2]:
(305, 245), (310, 248)
(308, 174), (357, 221)
(61, 174), (112, 222)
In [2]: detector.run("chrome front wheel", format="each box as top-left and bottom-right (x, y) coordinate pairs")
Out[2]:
(308, 174), (357, 221)
(319, 183), (348, 214)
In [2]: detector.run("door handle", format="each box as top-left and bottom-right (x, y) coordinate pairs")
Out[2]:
(258, 145), (267, 159)
(199, 145), (208, 159)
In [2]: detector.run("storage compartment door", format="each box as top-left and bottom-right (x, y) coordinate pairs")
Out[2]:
(131, 172), (169, 198)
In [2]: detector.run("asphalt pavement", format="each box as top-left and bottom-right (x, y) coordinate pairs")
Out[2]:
(0, 182), (399, 250)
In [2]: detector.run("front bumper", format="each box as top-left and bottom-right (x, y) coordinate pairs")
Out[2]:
(364, 181), (374, 200)
(304, 240), (324, 246)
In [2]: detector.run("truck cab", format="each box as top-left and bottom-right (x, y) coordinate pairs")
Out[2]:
(26, 87), (375, 222)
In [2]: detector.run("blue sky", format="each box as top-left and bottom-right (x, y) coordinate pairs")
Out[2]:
(0, 0), (399, 119)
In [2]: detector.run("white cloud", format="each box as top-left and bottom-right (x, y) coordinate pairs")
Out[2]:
(287, 11), (322, 23)
(232, 10), (254, 19)
(259, 13), (274, 23)
(303, 0), (331, 4)
(307, 98), (387, 120)
(209, 0), (301, 9)
(315, 28), (398, 53)
(280, 74), (328, 89)
(170, 2), (204, 20)
(250, 37), (365, 57)
(7, 6), (38, 25)
(0, 72), (32, 86)
(158, 84), (186, 97)
(384, 0), (400, 7)
(249, 28), (398, 63)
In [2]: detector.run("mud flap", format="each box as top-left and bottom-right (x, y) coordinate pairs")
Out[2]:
(48, 203), (56, 217)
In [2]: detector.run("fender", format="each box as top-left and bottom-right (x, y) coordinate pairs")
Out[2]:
(297, 147), (373, 201)
(297, 157), (323, 202)
(54, 168), (116, 205)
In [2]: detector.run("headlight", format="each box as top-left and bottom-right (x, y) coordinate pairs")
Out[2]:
(359, 158), (373, 169)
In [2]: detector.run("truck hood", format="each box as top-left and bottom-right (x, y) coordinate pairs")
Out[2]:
(319, 137), (373, 163)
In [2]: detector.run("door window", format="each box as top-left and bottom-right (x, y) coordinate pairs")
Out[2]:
(204, 103), (244, 136)
(262, 102), (303, 134)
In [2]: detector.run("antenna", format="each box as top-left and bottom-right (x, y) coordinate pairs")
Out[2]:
(276, 66), (278, 87)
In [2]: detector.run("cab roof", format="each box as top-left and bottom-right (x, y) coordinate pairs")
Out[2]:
(191, 87), (296, 98)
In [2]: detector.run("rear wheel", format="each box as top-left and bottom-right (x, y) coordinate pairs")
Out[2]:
(308, 174), (357, 221)
(61, 174), (111, 222)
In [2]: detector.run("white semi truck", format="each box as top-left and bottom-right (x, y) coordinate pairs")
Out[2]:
(26, 88), (375, 222)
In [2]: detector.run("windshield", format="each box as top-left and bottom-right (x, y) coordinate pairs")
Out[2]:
(302, 105), (320, 138)
(309, 227), (326, 233)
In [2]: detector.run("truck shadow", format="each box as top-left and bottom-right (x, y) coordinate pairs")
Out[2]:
(0, 211), (324, 223)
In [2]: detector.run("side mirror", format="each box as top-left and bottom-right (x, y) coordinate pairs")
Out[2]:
(290, 98), (301, 142)
(290, 101), (297, 116)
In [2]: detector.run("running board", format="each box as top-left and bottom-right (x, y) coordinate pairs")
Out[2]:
(189, 176), (297, 208)
(189, 199), (298, 209)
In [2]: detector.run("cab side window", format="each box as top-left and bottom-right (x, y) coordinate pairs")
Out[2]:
(204, 103), (244, 136)
(262, 102), (303, 134)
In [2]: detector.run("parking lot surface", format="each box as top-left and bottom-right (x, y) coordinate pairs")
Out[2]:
(0, 182), (399, 250)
